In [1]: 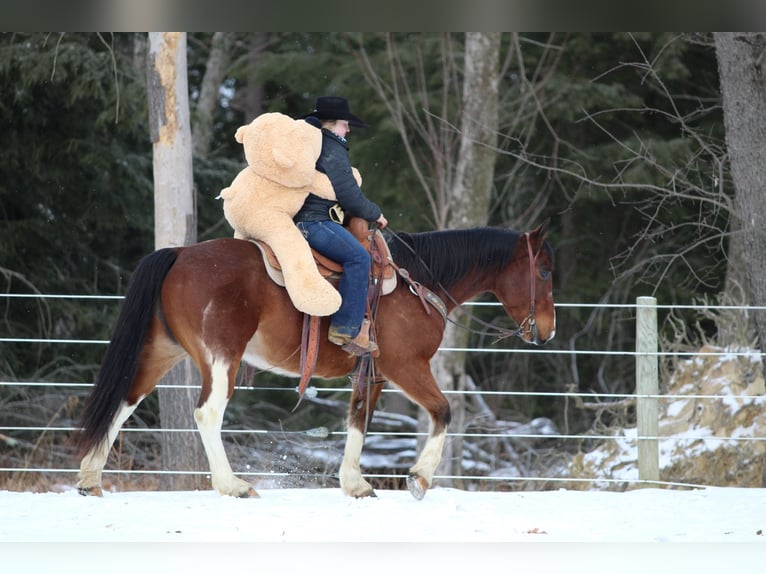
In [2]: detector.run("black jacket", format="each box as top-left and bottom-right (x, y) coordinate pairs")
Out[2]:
(294, 128), (382, 223)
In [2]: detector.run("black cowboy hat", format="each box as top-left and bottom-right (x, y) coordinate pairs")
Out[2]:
(301, 96), (368, 128)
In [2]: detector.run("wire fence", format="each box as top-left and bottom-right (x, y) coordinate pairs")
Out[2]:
(1, 294), (765, 491)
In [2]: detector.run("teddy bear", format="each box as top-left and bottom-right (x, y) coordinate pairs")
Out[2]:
(217, 112), (361, 317)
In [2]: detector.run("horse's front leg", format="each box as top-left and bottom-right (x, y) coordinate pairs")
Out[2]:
(339, 382), (384, 498)
(396, 370), (452, 500)
(406, 411), (449, 500)
(194, 358), (258, 498)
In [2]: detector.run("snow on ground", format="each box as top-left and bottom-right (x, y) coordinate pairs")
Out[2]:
(2, 485), (766, 572)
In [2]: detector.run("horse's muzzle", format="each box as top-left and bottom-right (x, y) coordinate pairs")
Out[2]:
(528, 321), (555, 346)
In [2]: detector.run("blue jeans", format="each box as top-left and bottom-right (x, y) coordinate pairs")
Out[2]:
(296, 220), (370, 337)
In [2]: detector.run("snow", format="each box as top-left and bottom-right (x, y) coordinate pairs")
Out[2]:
(2, 485), (765, 571)
(4, 346), (766, 568)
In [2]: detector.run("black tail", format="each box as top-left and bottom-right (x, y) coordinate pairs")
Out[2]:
(75, 248), (179, 455)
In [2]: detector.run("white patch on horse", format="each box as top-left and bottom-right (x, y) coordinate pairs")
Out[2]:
(77, 398), (142, 490)
(241, 331), (299, 378)
(339, 427), (374, 497)
(201, 300), (216, 335)
(409, 428), (446, 487)
(194, 358), (252, 496)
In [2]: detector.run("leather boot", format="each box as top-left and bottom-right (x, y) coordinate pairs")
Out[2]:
(328, 319), (378, 355)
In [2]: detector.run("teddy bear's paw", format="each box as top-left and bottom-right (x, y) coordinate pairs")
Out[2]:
(288, 281), (342, 317)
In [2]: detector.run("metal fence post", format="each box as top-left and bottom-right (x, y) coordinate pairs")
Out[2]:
(636, 296), (660, 485)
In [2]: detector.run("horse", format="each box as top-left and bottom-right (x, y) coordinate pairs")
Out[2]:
(75, 222), (555, 500)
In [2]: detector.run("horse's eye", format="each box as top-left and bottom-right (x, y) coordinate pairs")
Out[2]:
(539, 269), (550, 281)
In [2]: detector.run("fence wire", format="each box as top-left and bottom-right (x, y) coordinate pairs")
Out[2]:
(2, 294), (765, 491)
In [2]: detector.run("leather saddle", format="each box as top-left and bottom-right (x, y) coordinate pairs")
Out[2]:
(251, 217), (397, 296)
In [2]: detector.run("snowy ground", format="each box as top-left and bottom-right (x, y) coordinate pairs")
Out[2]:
(2, 485), (766, 571)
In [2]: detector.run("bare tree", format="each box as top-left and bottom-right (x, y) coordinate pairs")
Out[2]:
(356, 33), (459, 229)
(242, 32), (269, 121)
(356, 32), (502, 483)
(714, 32), (766, 365)
(147, 32), (205, 490)
(227, 32), (270, 122)
(192, 32), (232, 159)
(433, 33), (502, 484)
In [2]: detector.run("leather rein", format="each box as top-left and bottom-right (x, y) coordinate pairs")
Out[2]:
(387, 229), (540, 343)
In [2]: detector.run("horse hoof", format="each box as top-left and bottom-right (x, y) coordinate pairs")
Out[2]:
(406, 475), (429, 500)
(77, 486), (104, 497)
(353, 489), (377, 499)
(237, 487), (260, 499)
(342, 482), (377, 498)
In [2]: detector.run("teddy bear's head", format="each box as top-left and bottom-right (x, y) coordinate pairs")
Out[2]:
(234, 112), (322, 189)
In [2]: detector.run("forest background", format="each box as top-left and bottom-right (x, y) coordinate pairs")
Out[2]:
(1, 32), (764, 490)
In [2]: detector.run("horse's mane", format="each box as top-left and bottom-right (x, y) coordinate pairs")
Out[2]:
(386, 227), (523, 291)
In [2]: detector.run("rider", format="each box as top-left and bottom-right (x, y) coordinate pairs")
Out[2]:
(294, 96), (388, 354)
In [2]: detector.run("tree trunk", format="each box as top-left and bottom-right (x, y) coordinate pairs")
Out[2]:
(719, 214), (754, 346)
(714, 33), (766, 369)
(132, 33), (147, 84)
(243, 32), (268, 121)
(192, 32), (231, 159)
(448, 32), (499, 228)
(147, 32), (206, 491)
(426, 32), (501, 486)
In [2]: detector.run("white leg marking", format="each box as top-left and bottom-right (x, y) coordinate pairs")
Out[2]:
(409, 425), (446, 487)
(77, 399), (141, 491)
(339, 427), (374, 497)
(194, 359), (254, 497)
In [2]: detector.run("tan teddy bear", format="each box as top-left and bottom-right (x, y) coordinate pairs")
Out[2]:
(217, 112), (361, 317)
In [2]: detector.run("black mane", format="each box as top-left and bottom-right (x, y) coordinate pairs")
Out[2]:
(386, 227), (522, 291)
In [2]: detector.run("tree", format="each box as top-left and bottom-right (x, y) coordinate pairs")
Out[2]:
(356, 33), (503, 482)
(433, 32), (502, 484)
(0, 33), (156, 375)
(714, 32), (766, 368)
(493, 34), (732, 421)
(191, 32), (233, 159)
(147, 32), (205, 490)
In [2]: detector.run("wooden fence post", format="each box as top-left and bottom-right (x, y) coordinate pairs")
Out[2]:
(148, 32), (206, 490)
(636, 296), (659, 485)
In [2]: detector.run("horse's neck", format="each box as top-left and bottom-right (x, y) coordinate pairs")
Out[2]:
(432, 270), (493, 313)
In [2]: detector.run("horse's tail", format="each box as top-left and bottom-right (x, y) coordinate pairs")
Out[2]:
(75, 247), (179, 455)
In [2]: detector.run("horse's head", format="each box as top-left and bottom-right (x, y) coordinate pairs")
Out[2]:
(495, 221), (556, 345)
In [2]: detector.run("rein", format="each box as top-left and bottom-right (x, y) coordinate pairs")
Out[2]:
(386, 227), (539, 343)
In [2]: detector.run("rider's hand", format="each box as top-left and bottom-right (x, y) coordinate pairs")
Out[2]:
(376, 214), (388, 229)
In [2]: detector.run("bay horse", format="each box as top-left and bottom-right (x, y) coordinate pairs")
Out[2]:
(75, 222), (555, 500)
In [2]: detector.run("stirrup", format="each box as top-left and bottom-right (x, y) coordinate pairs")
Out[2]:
(340, 339), (379, 356)
(328, 320), (378, 356)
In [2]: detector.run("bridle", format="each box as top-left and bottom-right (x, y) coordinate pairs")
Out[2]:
(506, 231), (538, 340)
(386, 227), (542, 342)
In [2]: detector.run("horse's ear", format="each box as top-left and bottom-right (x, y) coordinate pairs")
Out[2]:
(533, 218), (551, 241)
(529, 218), (551, 260)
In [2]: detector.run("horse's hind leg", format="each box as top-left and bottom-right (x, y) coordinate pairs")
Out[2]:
(193, 357), (258, 498)
(339, 382), (384, 498)
(77, 401), (141, 496)
(77, 323), (183, 496)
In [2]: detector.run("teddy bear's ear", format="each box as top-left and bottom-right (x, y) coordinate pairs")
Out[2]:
(272, 147), (294, 170)
(351, 167), (362, 187)
(234, 126), (247, 143)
